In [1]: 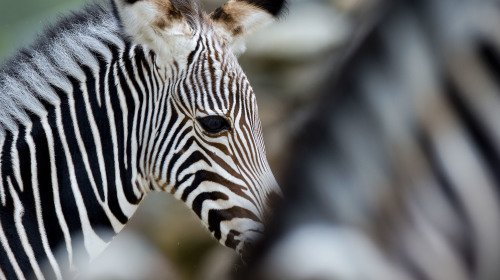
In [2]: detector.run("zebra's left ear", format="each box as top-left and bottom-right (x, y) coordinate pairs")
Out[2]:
(113, 0), (198, 63)
(210, 0), (287, 53)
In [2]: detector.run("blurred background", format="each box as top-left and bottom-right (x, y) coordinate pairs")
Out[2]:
(4, 0), (500, 279)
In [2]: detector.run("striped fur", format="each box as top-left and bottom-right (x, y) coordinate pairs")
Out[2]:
(0, 0), (285, 278)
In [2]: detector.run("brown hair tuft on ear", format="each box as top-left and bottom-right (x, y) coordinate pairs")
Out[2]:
(209, 0), (287, 52)
(212, 7), (236, 23)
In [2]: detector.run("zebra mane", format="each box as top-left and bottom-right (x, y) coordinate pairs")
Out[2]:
(1, 2), (115, 72)
(0, 1), (122, 136)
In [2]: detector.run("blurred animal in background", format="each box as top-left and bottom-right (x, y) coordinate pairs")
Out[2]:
(240, 0), (500, 279)
(0, 0), (286, 278)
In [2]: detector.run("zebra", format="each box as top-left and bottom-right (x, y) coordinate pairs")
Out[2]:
(238, 0), (500, 279)
(0, 0), (286, 279)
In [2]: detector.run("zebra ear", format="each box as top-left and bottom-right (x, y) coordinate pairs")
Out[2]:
(210, 0), (287, 52)
(114, 0), (196, 57)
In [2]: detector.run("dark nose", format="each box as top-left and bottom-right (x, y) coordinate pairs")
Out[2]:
(268, 190), (283, 205)
(263, 191), (283, 223)
(240, 241), (256, 264)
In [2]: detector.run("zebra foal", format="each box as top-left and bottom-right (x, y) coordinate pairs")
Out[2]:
(0, 0), (286, 278)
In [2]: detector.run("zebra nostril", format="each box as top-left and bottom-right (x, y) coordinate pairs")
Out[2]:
(225, 230), (242, 250)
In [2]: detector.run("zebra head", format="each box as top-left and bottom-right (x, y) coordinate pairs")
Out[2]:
(114, 0), (286, 254)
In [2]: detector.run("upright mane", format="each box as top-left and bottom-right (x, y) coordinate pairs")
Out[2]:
(0, 2), (120, 135)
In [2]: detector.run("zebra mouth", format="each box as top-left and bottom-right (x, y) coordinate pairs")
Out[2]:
(230, 229), (264, 261)
(239, 242), (254, 263)
(238, 238), (267, 264)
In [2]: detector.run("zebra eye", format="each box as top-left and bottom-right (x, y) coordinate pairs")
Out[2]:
(197, 116), (231, 134)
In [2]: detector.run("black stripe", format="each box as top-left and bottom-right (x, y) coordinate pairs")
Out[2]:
(103, 63), (130, 223)
(48, 85), (89, 260)
(176, 151), (211, 191)
(76, 65), (105, 201)
(63, 77), (114, 240)
(225, 230), (242, 250)
(149, 84), (172, 168)
(187, 37), (203, 67)
(180, 170), (251, 203)
(207, 40), (223, 110)
(200, 40), (215, 110)
(192, 191), (228, 218)
(161, 119), (189, 181)
(0, 242), (17, 280)
(0, 131), (33, 278)
(208, 206), (260, 240)
(115, 48), (141, 205)
(30, 109), (70, 272)
(134, 47), (151, 147)
(16, 127), (58, 279)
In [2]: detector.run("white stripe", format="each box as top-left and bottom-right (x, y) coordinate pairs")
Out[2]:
(0, 221), (25, 280)
(0, 267), (6, 280)
(54, 105), (108, 259)
(107, 65), (136, 219)
(130, 47), (148, 145)
(68, 78), (124, 232)
(123, 48), (143, 196)
(10, 132), (24, 192)
(8, 177), (45, 280)
(96, 61), (112, 199)
(151, 99), (173, 175)
(227, 135), (261, 191)
(116, 59), (130, 170)
(26, 125), (63, 279)
(144, 62), (163, 169)
(138, 62), (155, 174)
(0, 135), (5, 207)
(80, 67), (108, 200)
(41, 118), (73, 268)
(160, 118), (190, 181)
(158, 107), (184, 177)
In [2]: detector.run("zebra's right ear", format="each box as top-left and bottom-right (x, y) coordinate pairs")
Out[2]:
(113, 0), (196, 61)
(210, 0), (287, 54)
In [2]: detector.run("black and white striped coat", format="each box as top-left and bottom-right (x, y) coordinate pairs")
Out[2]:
(0, 0), (286, 279)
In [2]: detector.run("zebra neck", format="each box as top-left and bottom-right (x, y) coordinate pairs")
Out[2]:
(0, 47), (157, 280)
(0, 6), (170, 278)
(43, 43), (156, 258)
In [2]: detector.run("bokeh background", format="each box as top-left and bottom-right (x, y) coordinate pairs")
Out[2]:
(0, 0), (365, 279)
